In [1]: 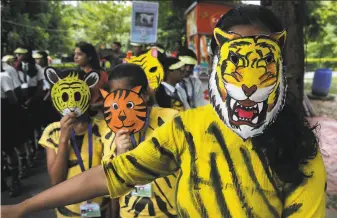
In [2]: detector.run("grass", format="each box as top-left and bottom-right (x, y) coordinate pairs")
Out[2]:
(304, 76), (337, 95)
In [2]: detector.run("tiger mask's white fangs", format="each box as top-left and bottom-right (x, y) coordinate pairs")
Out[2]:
(45, 67), (100, 117)
(209, 28), (287, 140)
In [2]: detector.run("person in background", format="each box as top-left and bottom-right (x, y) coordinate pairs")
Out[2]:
(130, 42), (143, 56)
(74, 42), (109, 118)
(14, 47), (44, 107)
(33, 51), (50, 92)
(107, 41), (125, 69)
(14, 46), (45, 173)
(177, 48), (206, 108)
(2, 55), (22, 99)
(33, 51), (60, 127)
(155, 57), (190, 112)
(100, 63), (179, 218)
(171, 40), (182, 58)
(1, 64), (22, 197)
(2, 54), (33, 180)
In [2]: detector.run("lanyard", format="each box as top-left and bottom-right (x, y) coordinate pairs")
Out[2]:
(70, 123), (93, 172)
(189, 77), (195, 108)
(130, 108), (151, 148)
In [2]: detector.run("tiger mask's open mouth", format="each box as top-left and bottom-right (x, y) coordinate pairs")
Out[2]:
(227, 97), (267, 128)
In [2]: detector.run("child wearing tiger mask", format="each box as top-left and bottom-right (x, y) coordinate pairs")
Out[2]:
(1, 5), (326, 218)
(99, 63), (179, 218)
(37, 68), (111, 218)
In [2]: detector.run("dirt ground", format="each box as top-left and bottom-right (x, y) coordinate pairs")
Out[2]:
(310, 96), (337, 120)
(309, 96), (337, 216)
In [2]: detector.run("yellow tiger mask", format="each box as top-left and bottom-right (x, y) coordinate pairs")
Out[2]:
(209, 28), (287, 139)
(123, 48), (164, 91)
(45, 67), (99, 117)
(100, 86), (148, 134)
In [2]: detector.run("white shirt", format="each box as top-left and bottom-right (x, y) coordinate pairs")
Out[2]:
(2, 63), (21, 89)
(1, 72), (15, 99)
(40, 66), (50, 90)
(177, 76), (207, 108)
(161, 82), (190, 110)
(18, 63), (44, 87)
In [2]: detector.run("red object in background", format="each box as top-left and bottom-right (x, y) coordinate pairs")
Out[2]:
(195, 2), (231, 34)
(126, 51), (133, 59)
(210, 13), (224, 29)
(203, 89), (209, 100)
(185, 2), (232, 64)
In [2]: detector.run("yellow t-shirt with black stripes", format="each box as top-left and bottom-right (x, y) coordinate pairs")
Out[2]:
(39, 120), (110, 218)
(102, 104), (327, 218)
(101, 107), (179, 218)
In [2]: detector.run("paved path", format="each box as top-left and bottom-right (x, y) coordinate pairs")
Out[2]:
(1, 152), (56, 218)
(308, 116), (337, 217)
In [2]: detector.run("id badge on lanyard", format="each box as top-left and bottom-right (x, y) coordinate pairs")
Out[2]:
(71, 124), (101, 217)
(80, 201), (101, 218)
(131, 183), (152, 197)
(130, 108), (153, 197)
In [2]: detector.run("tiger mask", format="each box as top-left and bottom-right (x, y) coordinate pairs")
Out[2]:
(45, 67), (99, 117)
(123, 48), (164, 91)
(209, 28), (287, 139)
(100, 86), (148, 134)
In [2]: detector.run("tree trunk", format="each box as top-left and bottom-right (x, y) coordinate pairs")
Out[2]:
(270, 0), (306, 113)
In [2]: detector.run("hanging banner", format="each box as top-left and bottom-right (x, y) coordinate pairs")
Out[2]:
(131, 1), (159, 44)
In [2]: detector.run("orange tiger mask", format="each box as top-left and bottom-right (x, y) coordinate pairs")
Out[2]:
(100, 86), (148, 133)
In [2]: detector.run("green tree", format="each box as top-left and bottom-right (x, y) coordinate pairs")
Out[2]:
(261, 0), (306, 112)
(1, 0), (72, 54)
(305, 1), (337, 58)
(62, 1), (131, 50)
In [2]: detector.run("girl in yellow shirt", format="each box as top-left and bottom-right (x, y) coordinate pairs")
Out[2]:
(99, 63), (179, 218)
(2, 5), (326, 218)
(38, 68), (111, 218)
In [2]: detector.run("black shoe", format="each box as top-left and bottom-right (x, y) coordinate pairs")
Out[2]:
(8, 180), (21, 197)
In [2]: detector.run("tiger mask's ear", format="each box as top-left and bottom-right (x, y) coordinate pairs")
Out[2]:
(131, 86), (142, 94)
(214, 27), (241, 47)
(84, 71), (100, 88)
(44, 67), (60, 84)
(269, 30), (287, 49)
(100, 89), (109, 99)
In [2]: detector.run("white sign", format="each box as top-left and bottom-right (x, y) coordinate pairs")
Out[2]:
(131, 1), (159, 44)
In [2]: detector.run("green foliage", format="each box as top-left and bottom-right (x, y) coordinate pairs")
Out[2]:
(1, 0), (72, 54)
(63, 2), (131, 50)
(305, 58), (337, 72)
(156, 1), (186, 51)
(1, 1), (131, 55)
(305, 1), (337, 60)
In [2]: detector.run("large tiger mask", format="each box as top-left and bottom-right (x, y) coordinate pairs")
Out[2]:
(209, 28), (287, 139)
(45, 67), (99, 117)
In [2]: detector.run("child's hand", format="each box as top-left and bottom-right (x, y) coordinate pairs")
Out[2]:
(115, 129), (132, 156)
